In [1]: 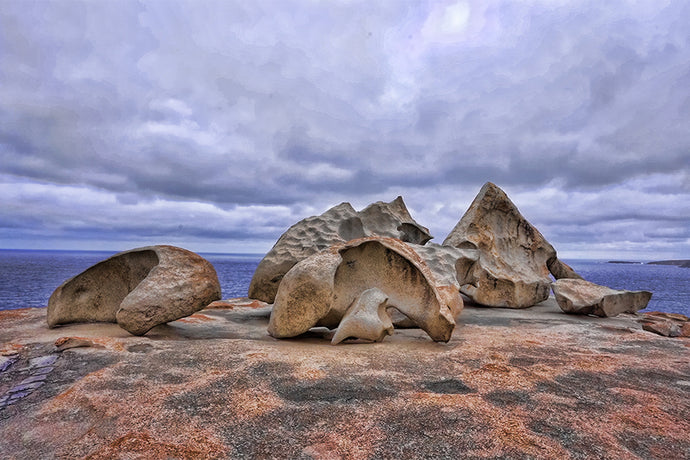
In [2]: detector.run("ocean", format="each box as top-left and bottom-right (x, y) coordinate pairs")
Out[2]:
(0, 250), (687, 316)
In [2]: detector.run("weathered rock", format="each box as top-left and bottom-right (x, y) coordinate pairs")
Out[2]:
(249, 197), (431, 303)
(267, 250), (342, 339)
(331, 288), (394, 345)
(249, 202), (360, 304)
(638, 311), (689, 337)
(552, 278), (652, 317)
(640, 319), (681, 337)
(547, 257), (584, 280)
(268, 237), (457, 343)
(54, 337), (103, 352)
(443, 182), (580, 308)
(332, 238), (456, 342)
(357, 196), (432, 245)
(47, 245), (221, 335)
(405, 242), (479, 323)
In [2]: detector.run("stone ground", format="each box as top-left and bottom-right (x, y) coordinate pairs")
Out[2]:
(1, 298), (689, 459)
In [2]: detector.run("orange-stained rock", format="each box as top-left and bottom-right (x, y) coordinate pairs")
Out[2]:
(54, 337), (103, 351)
(640, 319), (681, 337)
(47, 245), (221, 336)
(0, 299), (688, 459)
(638, 311), (689, 337)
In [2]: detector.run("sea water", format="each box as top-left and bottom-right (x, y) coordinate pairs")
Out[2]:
(0, 250), (687, 316)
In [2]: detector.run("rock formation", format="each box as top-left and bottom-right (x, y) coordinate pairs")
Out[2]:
(637, 311), (690, 337)
(331, 288), (394, 345)
(249, 197), (431, 303)
(268, 237), (458, 344)
(551, 278), (652, 317)
(47, 245), (221, 335)
(443, 182), (581, 308)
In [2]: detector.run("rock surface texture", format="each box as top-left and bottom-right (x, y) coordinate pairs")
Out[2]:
(552, 278), (652, 317)
(637, 311), (690, 337)
(47, 245), (221, 335)
(443, 182), (580, 308)
(1, 301), (688, 459)
(249, 197), (431, 303)
(268, 237), (458, 343)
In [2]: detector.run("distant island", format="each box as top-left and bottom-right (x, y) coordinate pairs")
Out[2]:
(648, 260), (690, 268)
(608, 260), (643, 264)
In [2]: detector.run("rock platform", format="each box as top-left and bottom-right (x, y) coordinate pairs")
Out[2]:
(1, 300), (689, 459)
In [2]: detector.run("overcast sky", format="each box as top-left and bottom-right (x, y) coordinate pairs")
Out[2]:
(1, 0), (689, 259)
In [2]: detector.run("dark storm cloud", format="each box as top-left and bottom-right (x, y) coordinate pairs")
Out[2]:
(0, 0), (689, 256)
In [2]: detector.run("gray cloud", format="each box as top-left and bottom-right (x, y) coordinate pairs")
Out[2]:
(0, 0), (689, 258)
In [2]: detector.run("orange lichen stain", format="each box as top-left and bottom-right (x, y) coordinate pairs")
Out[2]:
(0, 308), (36, 320)
(613, 402), (689, 436)
(175, 313), (215, 323)
(0, 343), (23, 355)
(83, 430), (227, 460)
(408, 391), (471, 407)
(245, 352), (268, 359)
(228, 387), (284, 420)
(306, 423), (387, 460)
(294, 367), (327, 380)
(489, 415), (561, 458)
(301, 441), (343, 460)
(206, 298), (268, 309)
(45, 368), (111, 409)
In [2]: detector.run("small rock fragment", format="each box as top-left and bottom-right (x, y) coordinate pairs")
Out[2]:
(552, 278), (651, 317)
(55, 337), (102, 352)
(640, 320), (681, 337)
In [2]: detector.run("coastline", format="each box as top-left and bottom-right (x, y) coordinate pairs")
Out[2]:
(1, 298), (688, 458)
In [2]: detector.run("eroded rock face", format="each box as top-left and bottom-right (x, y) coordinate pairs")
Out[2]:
(268, 237), (458, 343)
(552, 278), (652, 317)
(267, 250), (342, 339)
(443, 182), (579, 308)
(249, 197), (431, 303)
(47, 245), (221, 335)
(331, 288), (393, 345)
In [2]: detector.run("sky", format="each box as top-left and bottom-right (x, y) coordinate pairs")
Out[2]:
(1, 0), (689, 260)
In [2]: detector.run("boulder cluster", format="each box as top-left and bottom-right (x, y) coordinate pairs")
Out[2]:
(254, 182), (652, 343)
(46, 182), (653, 342)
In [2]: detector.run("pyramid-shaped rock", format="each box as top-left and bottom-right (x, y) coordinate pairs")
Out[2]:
(443, 182), (580, 308)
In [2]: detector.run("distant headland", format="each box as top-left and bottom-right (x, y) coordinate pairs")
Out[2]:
(607, 260), (690, 268)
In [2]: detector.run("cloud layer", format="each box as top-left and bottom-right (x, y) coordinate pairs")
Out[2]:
(1, 0), (689, 258)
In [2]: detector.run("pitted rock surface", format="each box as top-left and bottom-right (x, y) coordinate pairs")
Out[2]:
(269, 237), (458, 343)
(249, 197), (431, 303)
